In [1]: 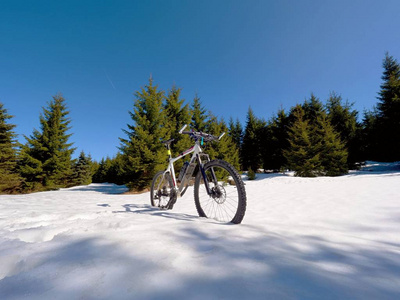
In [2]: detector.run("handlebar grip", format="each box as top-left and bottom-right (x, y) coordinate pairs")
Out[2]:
(179, 124), (188, 134)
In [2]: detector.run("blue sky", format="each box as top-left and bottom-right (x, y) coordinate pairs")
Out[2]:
(1, 0), (400, 161)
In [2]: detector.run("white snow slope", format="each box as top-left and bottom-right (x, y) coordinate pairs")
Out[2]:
(1, 162), (400, 300)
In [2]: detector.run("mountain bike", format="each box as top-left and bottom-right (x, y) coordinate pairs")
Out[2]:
(150, 125), (247, 224)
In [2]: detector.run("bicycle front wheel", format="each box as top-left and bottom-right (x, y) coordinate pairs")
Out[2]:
(194, 160), (246, 224)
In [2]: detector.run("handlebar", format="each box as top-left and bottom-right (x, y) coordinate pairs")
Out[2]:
(179, 124), (225, 142)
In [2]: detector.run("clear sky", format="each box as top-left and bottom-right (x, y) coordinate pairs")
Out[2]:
(1, 0), (400, 161)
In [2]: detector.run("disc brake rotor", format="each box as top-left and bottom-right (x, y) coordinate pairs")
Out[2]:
(211, 185), (226, 204)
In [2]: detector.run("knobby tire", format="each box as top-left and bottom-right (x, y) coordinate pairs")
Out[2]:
(194, 159), (247, 224)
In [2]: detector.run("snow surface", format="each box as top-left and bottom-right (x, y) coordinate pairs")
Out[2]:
(1, 162), (400, 299)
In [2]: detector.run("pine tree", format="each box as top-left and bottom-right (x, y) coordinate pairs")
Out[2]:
(91, 160), (100, 181)
(263, 109), (290, 171)
(228, 117), (243, 160)
(241, 107), (265, 172)
(109, 154), (126, 185)
(119, 79), (167, 189)
(191, 99), (241, 170)
(359, 108), (380, 161)
(284, 105), (323, 177)
(318, 113), (348, 176)
(0, 103), (22, 193)
(378, 53), (400, 118)
(91, 154), (125, 185)
(163, 86), (191, 170)
(19, 94), (75, 191)
(92, 157), (112, 183)
(303, 93), (324, 122)
(285, 97), (348, 177)
(375, 53), (400, 161)
(191, 95), (208, 131)
(326, 92), (359, 166)
(71, 151), (93, 186)
(206, 115), (240, 170)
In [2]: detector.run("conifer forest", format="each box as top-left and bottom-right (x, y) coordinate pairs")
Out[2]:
(1, 53), (400, 193)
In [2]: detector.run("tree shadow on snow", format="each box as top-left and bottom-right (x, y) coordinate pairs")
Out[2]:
(0, 237), (165, 299)
(347, 161), (400, 177)
(163, 225), (400, 300)
(243, 172), (291, 181)
(65, 183), (129, 194)
(1, 224), (400, 299)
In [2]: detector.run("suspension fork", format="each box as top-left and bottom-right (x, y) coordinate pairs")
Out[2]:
(197, 154), (218, 196)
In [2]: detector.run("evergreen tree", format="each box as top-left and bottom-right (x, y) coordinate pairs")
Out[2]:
(190, 95), (208, 131)
(241, 107), (265, 172)
(228, 117), (243, 161)
(92, 157), (112, 183)
(326, 92), (359, 166)
(189, 95), (241, 168)
(262, 109), (290, 171)
(163, 86), (191, 170)
(109, 153), (126, 185)
(92, 154), (125, 185)
(284, 105), (323, 177)
(71, 151), (93, 186)
(119, 79), (167, 189)
(359, 108), (380, 161)
(0, 103), (22, 193)
(91, 160), (100, 182)
(303, 93), (324, 122)
(318, 113), (348, 176)
(304, 95), (348, 176)
(206, 115), (240, 170)
(19, 94), (75, 190)
(285, 97), (348, 177)
(375, 53), (400, 161)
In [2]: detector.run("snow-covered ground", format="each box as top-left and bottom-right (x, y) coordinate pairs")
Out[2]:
(1, 162), (400, 299)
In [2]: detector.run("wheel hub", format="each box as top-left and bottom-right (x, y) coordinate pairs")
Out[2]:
(211, 185), (226, 204)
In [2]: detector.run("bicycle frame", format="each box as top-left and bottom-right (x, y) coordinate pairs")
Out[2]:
(162, 141), (198, 195)
(158, 139), (215, 198)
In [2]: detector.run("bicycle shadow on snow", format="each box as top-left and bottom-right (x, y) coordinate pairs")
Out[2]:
(112, 203), (199, 222)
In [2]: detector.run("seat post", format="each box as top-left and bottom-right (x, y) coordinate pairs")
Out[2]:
(161, 138), (175, 160)
(166, 144), (172, 159)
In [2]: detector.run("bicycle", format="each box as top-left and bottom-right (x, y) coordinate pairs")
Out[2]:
(150, 124), (247, 224)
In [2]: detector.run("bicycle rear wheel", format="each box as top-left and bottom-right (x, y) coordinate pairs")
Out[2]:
(194, 160), (246, 224)
(150, 171), (174, 208)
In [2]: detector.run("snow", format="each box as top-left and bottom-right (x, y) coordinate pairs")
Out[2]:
(1, 161), (400, 299)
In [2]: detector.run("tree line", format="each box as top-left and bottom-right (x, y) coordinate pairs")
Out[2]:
(1, 53), (399, 193)
(94, 81), (239, 190)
